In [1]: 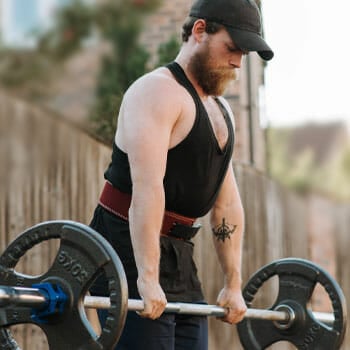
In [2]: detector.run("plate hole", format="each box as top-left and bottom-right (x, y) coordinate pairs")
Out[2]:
(309, 281), (334, 327)
(14, 239), (60, 276)
(267, 341), (297, 349)
(9, 324), (49, 349)
(248, 275), (279, 310)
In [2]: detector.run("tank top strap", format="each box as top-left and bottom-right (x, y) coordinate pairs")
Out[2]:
(166, 62), (202, 107)
(213, 97), (234, 154)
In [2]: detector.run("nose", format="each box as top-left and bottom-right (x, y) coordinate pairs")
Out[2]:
(229, 52), (244, 68)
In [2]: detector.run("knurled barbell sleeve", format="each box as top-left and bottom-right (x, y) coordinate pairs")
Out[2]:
(0, 286), (47, 308)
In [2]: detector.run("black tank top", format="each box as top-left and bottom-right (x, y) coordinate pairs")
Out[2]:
(104, 62), (234, 218)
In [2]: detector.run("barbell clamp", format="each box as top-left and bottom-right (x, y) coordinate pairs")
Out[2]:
(30, 283), (67, 324)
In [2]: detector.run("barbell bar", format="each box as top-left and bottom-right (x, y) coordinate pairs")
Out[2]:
(86, 296), (336, 326)
(0, 285), (335, 326)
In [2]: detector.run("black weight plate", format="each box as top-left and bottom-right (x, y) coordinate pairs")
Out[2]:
(237, 258), (347, 350)
(0, 220), (128, 350)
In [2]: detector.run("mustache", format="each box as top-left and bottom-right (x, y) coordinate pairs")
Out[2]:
(208, 68), (237, 81)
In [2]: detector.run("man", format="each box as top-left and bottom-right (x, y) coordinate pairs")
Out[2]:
(90, 0), (273, 348)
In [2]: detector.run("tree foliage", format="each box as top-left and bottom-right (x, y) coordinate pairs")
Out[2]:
(1, 0), (183, 144)
(38, 1), (93, 60)
(0, 50), (50, 88)
(156, 35), (181, 66)
(37, 0), (163, 143)
(312, 145), (350, 200)
(267, 126), (350, 201)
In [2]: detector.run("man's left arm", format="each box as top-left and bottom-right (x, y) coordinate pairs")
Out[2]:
(210, 163), (247, 324)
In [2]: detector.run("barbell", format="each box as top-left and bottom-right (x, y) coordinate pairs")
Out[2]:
(0, 221), (347, 349)
(0, 286), (336, 323)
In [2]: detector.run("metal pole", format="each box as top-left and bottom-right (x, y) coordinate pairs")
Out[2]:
(0, 286), (335, 325)
(84, 297), (335, 325)
(0, 286), (47, 308)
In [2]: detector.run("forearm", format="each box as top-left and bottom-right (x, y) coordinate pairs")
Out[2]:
(128, 183), (165, 282)
(210, 168), (248, 324)
(211, 200), (245, 290)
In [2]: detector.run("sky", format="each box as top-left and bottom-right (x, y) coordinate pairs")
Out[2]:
(261, 0), (350, 127)
(1, 0), (70, 47)
(2, 0), (39, 47)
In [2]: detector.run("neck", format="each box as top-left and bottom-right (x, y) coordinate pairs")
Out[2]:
(175, 49), (209, 99)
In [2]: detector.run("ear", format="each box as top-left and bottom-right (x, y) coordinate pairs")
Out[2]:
(192, 19), (208, 43)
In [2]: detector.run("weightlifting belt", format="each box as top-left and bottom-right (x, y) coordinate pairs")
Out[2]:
(98, 181), (201, 240)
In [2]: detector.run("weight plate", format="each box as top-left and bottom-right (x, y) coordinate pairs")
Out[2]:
(0, 221), (128, 350)
(237, 258), (347, 350)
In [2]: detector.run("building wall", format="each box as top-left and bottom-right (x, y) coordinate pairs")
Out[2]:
(140, 0), (268, 170)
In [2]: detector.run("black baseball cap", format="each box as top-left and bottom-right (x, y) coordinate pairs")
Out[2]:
(190, 0), (274, 60)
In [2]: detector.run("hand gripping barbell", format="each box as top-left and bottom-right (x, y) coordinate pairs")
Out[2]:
(0, 221), (347, 349)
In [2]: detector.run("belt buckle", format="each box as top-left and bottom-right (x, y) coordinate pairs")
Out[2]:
(169, 222), (201, 240)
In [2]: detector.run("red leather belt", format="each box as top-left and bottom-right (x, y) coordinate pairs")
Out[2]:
(98, 181), (198, 238)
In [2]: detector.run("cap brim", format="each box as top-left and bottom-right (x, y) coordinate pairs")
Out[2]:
(226, 27), (274, 61)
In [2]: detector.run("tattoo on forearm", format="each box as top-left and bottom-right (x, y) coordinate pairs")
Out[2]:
(212, 218), (237, 242)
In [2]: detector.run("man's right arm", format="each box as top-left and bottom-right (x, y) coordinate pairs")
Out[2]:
(115, 72), (182, 319)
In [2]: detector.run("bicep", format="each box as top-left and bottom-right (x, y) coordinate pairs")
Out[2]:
(120, 78), (181, 187)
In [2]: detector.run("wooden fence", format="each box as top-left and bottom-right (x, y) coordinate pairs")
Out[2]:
(0, 91), (349, 349)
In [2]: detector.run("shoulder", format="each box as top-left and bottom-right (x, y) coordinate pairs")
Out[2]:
(124, 67), (186, 106)
(118, 67), (192, 132)
(117, 67), (187, 140)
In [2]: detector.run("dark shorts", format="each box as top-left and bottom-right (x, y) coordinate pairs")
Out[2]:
(89, 205), (207, 349)
(98, 309), (208, 350)
(89, 205), (204, 301)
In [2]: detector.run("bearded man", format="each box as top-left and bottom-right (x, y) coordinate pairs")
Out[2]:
(89, 0), (273, 348)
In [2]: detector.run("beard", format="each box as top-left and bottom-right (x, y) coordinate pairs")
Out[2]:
(188, 43), (237, 96)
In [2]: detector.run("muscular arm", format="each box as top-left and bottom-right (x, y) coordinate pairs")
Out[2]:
(210, 162), (247, 323)
(115, 72), (182, 319)
(211, 165), (244, 288)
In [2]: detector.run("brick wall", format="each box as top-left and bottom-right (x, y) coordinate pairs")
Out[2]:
(140, 0), (191, 65)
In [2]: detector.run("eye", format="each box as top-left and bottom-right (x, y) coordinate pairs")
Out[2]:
(227, 45), (248, 55)
(227, 45), (239, 53)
